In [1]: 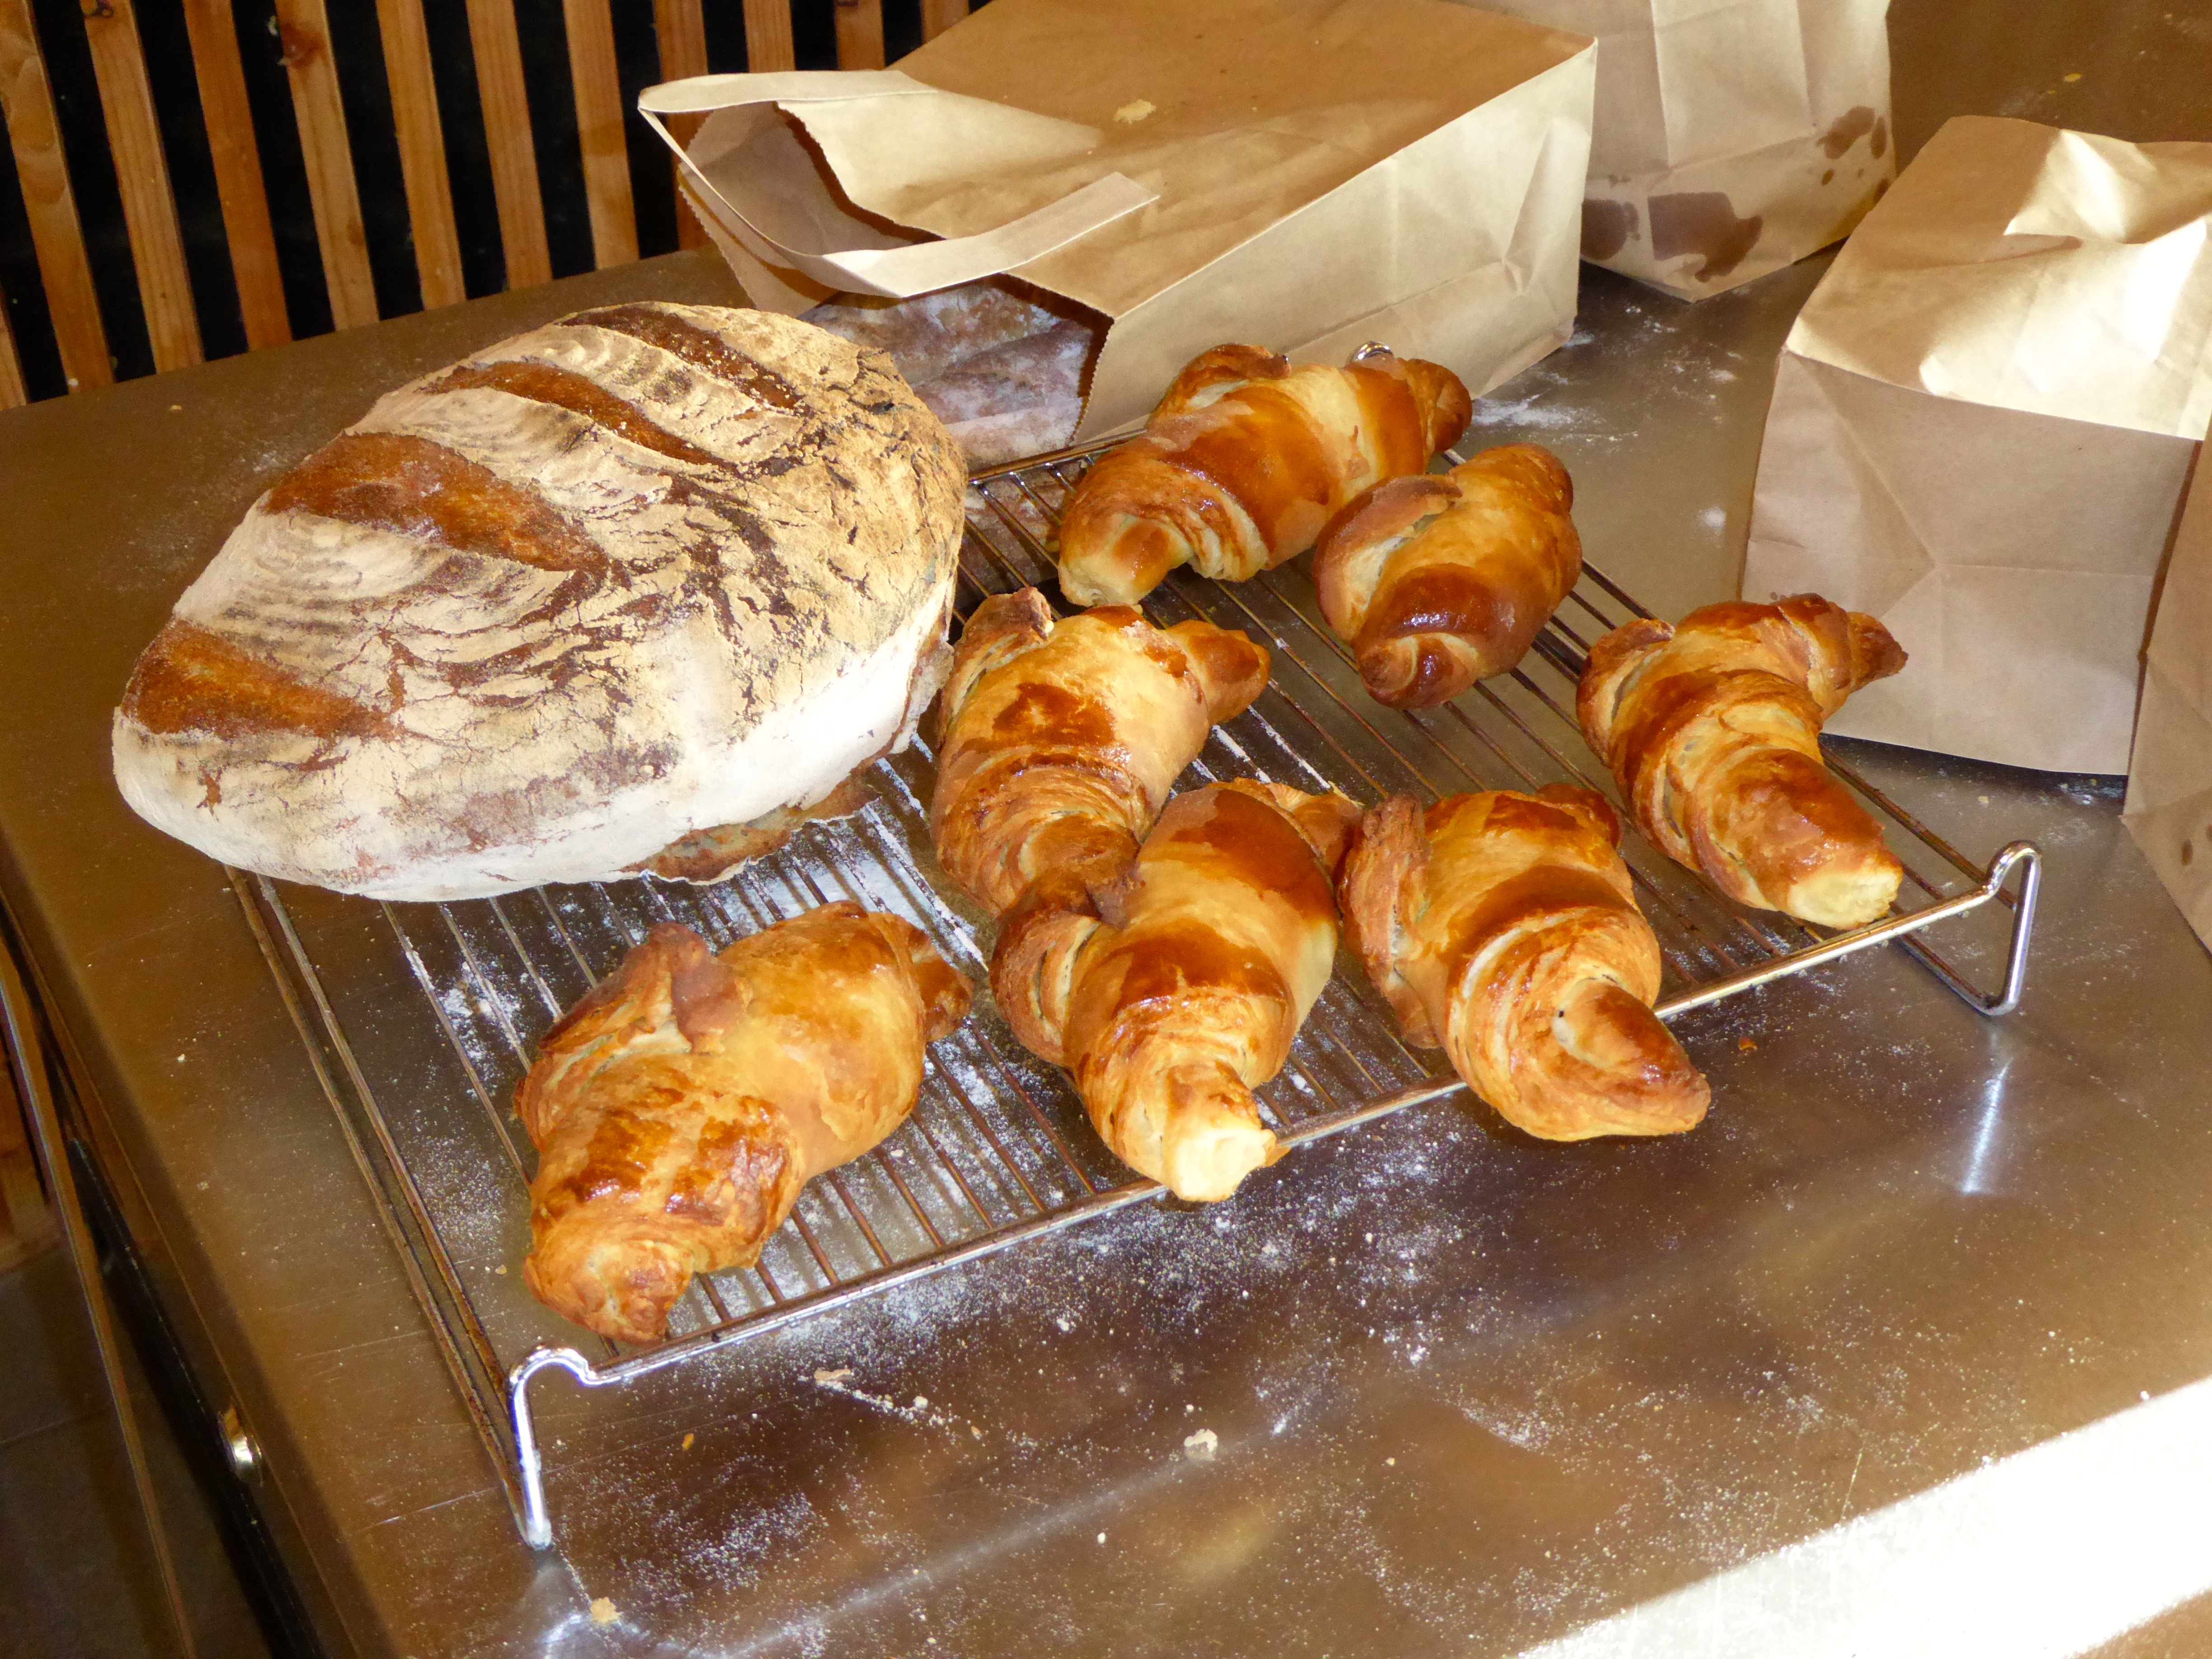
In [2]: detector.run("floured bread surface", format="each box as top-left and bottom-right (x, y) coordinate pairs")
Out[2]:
(112, 303), (966, 900)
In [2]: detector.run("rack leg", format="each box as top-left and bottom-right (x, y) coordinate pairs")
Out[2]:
(509, 1347), (598, 1549)
(1899, 842), (2042, 1018)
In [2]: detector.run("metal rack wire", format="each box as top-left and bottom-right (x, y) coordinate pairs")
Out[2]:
(240, 438), (2039, 1551)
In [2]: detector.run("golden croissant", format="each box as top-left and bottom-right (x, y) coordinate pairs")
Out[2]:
(994, 780), (1360, 1201)
(1577, 595), (1907, 928)
(519, 907), (972, 1344)
(929, 587), (1269, 916)
(1340, 786), (1709, 1140)
(1313, 444), (1581, 708)
(1056, 343), (1472, 607)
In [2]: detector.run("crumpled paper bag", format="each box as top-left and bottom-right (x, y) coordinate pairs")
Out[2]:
(1742, 116), (2212, 775)
(640, 0), (1597, 439)
(2125, 447), (2212, 951)
(1471, 0), (1893, 298)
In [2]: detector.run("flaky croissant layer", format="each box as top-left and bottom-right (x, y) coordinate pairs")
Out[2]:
(929, 588), (1269, 918)
(1577, 594), (1907, 928)
(1340, 786), (1709, 1141)
(1315, 443), (1582, 709)
(1057, 342), (1472, 607)
(519, 907), (971, 1344)
(996, 780), (1360, 1201)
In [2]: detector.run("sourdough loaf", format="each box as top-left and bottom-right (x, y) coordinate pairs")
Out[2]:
(112, 302), (965, 900)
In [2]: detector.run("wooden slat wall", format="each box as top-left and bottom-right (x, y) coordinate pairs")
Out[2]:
(0, 0), (112, 390)
(79, 0), (202, 370)
(272, 0), (380, 329)
(651, 0), (708, 250)
(745, 0), (798, 72)
(563, 0), (637, 269)
(466, 0), (553, 290)
(6, 0), (969, 402)
(375, 0), (465, 309)
(921, 0), (970, 41)
(178, 0), (289, 347)
(834, 0), (886, 70)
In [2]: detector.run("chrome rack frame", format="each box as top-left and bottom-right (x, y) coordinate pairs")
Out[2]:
(237, 436), (2040, 1552)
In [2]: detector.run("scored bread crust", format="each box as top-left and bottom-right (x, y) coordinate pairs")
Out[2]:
(111, 302), (966, 900)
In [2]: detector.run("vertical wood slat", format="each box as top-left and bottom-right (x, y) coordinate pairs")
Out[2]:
(272, 0), (380, 329)
(178, 0), (289, 347)
(834, 0), (886, 70)
(79, 0), (202, 370)
(920, 0), (969, 41)
(0, 0), (112, 390)
(743, 0), (796, 72)
(0, 298), (24, 408)
(651, 0), (708, 250)
(561, 0), (636, 270)
(465, 0), (552, 290)
(375, 0), (465, 309)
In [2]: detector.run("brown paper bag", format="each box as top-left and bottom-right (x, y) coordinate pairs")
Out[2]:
(639, 0), (1596, 440)
(1742, 116), (2212, 775)
(2125, 448), (2212, 951)
(1470, 0), (1893, 298)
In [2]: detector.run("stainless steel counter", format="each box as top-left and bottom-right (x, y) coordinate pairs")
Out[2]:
(2, 10), (2209, 1654)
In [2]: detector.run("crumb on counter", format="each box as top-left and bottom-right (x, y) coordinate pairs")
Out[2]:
(589, 1597), (617, 1626)
(1113, 98), (1156, 124)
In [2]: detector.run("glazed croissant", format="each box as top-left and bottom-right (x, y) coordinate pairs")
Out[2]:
(519, 907), (971, 1344)
(994, 780), (1360, 1201)
(1056, 343), (1473, 607)
(929, 587), (1270, 915)
(1314, 444), (1582, 708)
(1577, 595), (1907, 928)
(1340, 786), (1709, 1140)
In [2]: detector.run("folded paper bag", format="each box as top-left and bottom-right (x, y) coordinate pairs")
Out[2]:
(1470, 0), (1894, 299)
(2125, 447), (2212, 952)
(1742, 116), (2212, 775)
(639, 0), (1597, 441)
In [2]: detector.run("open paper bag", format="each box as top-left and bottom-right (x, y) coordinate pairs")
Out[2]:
(1743, 117), (2212, 775)
(2126, 448), (2212, 952)
(1474, 0), (1893, 298)
(639, 0), (1596, 440)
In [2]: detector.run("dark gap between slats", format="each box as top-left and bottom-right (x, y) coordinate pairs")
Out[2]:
(0, 135), (66, 400)
(230, 0), (337, 339)
(318, 0), (426, 319)
(417, 0), (506, 300)
(788, 0), (838, 69)
(25, 0), (155, 380)
(612, 0), (675, 258)
(132, 0), (250, 360)
(510, 0), (595, 279)
(882, 0), (924, 61)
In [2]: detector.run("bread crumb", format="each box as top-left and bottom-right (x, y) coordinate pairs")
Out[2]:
(2063, 70), (2081, 81)
(589, 1597), (617, 1625)
(1738, 1037), (1757, 1051)
(168, 403), (182, 412)
(913, 1396), (928, 1411)
(494, 1264), (507, 1275)
(1184, 1427), (1218, 1461)
(681, 1432), (694, 1450)
(814, 1367), (853, 1384)
(1113, 98), (1156, 124)
(1386, 1457), (1396, 1466)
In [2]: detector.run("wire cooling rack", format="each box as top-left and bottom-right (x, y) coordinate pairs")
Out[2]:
(236, 438), (2039, 1549)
